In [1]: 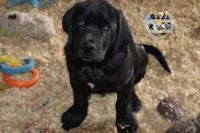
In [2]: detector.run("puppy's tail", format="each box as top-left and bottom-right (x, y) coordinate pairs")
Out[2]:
(141, 44), (171, 73)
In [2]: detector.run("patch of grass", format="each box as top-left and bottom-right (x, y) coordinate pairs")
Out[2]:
(0, 28), (11, 36)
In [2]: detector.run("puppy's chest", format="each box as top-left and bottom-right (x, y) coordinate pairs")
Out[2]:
(79, 66), (106, 83)
(77, 66), (117, 91)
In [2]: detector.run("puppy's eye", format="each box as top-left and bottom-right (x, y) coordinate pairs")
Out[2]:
(77, 19), (85, 26)
(102, 25), (110, 31)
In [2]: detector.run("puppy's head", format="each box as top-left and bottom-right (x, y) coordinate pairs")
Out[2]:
(63, 0), (133, 63)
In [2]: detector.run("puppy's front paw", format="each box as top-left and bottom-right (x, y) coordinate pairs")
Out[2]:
(61, 106), (87, 130)
(116, 121), (138, 133)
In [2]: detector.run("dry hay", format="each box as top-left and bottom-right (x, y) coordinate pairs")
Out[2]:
(0, 0), (199, 133)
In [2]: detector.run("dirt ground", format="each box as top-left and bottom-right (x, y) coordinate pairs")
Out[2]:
(0, 0), (199, 133)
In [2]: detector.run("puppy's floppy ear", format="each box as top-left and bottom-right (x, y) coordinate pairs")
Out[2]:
(114, 10), (133, 52)
(62, 3), (79, 34)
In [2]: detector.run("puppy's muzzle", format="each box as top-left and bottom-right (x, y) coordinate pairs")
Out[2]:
(79, 40), (97, 62)
(81, 42), (95, 51)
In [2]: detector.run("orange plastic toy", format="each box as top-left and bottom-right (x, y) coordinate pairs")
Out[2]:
(3, 68), (39, 88)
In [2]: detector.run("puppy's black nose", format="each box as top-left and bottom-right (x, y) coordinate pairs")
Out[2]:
(81, 42), (95, 51)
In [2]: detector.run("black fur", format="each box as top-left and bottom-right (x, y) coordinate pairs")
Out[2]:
(62, 0), (171, 133)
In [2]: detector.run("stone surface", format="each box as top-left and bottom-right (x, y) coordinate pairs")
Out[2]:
(157, 97), (186, 123)
(0, 11), (55, 38)
(166, 117), (199, 133)
(157, 97), (200, 133)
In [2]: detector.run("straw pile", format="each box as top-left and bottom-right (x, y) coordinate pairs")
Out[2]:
(0, 0), (199, 133)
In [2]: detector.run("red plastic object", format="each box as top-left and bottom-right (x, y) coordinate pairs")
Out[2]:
(3, 68), (39, 88)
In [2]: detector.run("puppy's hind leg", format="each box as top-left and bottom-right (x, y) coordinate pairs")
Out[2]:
(131, 90), (142, 112)
(62, 78), (90, 130)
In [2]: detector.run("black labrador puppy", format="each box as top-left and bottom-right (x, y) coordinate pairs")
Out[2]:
(62, 0), (171, 133)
